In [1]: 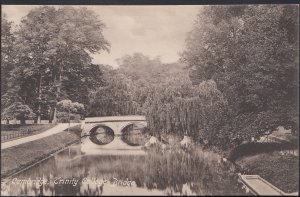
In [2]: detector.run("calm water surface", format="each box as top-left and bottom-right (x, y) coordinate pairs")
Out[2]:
(2, 141), (246, 196)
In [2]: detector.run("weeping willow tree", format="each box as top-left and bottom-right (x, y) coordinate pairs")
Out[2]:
(144, 76), (228, 144)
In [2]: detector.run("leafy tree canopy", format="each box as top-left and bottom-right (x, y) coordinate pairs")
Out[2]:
(1, 102), (36, 124)
(181, 5), (299, 147)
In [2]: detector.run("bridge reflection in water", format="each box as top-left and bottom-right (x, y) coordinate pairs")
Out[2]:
(2, 143), (185, 196)
(81, 116), (149, 155)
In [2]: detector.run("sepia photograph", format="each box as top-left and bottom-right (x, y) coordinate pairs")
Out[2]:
(1, 3), (299, 196)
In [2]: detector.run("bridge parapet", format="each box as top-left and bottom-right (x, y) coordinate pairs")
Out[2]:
(84, 115), (146, 123)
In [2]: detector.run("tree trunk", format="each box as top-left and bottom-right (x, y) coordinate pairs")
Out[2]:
(49, 107), (53, 123)
(20, 118), (26, 125)
(37, 75), (42, 124)
(52, 107), (57, 123)
(53, 70), (62, 123)
(68, 106), (70, 132)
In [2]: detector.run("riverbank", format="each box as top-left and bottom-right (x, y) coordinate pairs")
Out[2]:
(161, 133), (299, 194)
(234, 151), (298, 193)
(1, 130), (80, 178)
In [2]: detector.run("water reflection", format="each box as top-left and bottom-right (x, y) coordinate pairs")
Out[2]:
(2, 142), (246, 196)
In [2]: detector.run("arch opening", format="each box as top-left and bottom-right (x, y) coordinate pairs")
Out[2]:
(89, 125), (114, 145)
(121, 122), (150, 146)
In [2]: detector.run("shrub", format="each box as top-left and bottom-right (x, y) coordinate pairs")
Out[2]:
(56, 111), (81, 123)
(228, 142), (295, 161)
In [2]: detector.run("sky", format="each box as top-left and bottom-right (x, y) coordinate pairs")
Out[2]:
(2, 5), (202, 68)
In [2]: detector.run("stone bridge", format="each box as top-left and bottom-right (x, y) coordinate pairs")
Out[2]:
(80, 115), (147, 155)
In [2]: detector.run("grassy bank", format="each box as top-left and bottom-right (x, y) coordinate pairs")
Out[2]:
(155, 134), (299, 194)
(63, 124), (82, 137)
(1, 130), (80, 178)
(235, 151), (299, 193)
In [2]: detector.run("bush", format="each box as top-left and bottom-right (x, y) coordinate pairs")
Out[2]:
(56, 111), (81, 123)
(228, 142), (295, 161)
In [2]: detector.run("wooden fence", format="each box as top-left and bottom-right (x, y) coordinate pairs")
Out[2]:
(1, 130), (31, 142)
(1, 120), (50, 124)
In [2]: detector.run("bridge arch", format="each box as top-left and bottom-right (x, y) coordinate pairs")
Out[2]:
(89, 124), (114, 145)
(89, 124), (115, 135)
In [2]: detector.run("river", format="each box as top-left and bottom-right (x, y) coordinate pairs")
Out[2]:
(1, 139), (247, 196)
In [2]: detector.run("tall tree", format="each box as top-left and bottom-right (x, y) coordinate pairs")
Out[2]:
(181, 5), (299, 148)
(1, 14), (16, 107)
(88, 67), (138, 116)
(14, 6), (110, 123)
(117, 53), (163, 82)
